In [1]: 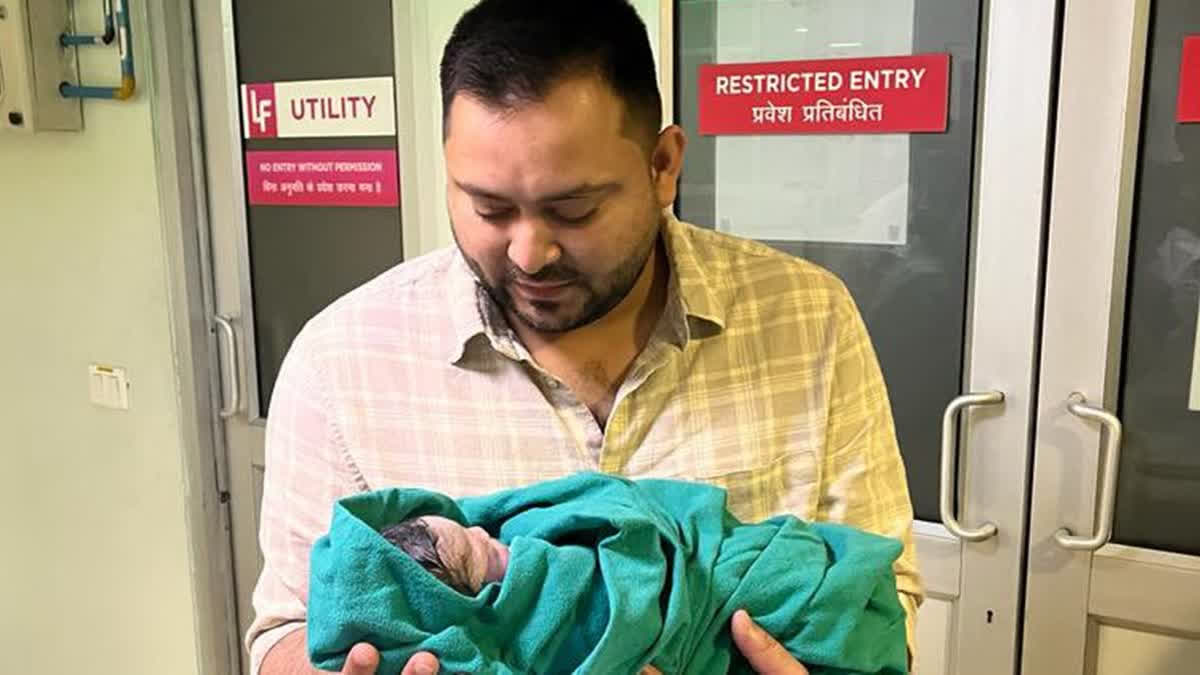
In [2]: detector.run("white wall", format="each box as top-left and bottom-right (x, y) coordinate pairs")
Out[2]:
(0, 2), (202, 673)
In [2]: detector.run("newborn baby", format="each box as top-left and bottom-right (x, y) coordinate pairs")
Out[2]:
(380, 516), (510, 595)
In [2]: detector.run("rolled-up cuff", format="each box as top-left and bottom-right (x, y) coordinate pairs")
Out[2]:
(900, 591), (919, 673)
(248, 621), (305, 675)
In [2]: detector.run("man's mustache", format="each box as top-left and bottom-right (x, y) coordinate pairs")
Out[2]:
(504, 264), (579, 285)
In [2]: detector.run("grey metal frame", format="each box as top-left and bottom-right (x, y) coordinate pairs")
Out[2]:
(1022, 0), (1150, 668)
(946, 1), (1059, 672)
(1024, 0), (1200, 672)
(193, 0), (273, 658)
(144, 0), (240, 672)
(200, 0), (265, 426)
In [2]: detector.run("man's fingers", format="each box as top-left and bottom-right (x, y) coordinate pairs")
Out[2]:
(398, 651), (440, 675)
(731, 610), (809, 675)
(640, 665), (664, 675)
(341, 643), (381, 675)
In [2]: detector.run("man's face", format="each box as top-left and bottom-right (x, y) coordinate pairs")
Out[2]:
(444, 76), (677, 333)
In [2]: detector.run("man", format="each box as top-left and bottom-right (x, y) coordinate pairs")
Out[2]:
(248, 1), (922, 673)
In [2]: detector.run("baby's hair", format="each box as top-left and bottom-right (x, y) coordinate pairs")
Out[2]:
(381, 517), (475, 594)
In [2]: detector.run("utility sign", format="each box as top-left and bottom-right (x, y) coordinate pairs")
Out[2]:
(241, 76), (396, 138)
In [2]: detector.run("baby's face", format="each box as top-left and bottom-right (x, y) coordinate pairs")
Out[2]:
(422, 516), (510, 593)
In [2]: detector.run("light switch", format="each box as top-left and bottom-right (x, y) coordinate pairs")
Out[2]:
(89, 364), (130, 410)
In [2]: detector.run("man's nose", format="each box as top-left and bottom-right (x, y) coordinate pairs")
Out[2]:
(507, 217), (561, 275)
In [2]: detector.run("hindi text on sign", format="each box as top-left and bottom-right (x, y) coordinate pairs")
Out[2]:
(751, 101), (794, 125)
(245, 149), (400, 208)
(798, 99), (885, 124)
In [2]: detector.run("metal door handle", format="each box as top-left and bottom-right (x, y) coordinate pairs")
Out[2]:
(214, 315), (240, 419)
(941, 391), (1005, 541)
(1055, 393), (1123, 551)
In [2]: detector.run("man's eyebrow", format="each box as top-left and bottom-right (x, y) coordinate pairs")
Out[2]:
(454, 181), (507, 201)
(538, 182), (620, 202)
(454, 180), (620, 203)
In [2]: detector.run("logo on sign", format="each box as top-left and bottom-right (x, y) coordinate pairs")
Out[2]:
(244, 83), (278, 138)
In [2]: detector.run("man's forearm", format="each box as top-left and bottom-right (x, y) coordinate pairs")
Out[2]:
(260, 626), (320, 675)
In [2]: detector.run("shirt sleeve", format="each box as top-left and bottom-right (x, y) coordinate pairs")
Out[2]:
(244, 331), (367, 674)
(817, 281), (925, 663)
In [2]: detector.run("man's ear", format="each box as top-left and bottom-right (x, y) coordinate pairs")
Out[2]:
(651, 125), (687, 209)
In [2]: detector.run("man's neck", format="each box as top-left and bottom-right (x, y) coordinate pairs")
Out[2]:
(511, 239), (670, 424)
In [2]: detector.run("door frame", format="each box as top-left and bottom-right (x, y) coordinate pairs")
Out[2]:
(1023, 0), (1200, 672)
(192, 0), (274, 662)
(909, 0), (1057, 671)
(144, 0), (241, 673)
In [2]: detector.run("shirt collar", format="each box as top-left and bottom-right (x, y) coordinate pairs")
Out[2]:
(445, 251), (509, 364)
(660, 212), (727, 339)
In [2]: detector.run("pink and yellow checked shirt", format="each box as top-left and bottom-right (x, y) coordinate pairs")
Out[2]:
(247, 215), (922, 673)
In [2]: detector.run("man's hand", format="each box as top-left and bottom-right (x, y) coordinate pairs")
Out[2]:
(730, 610), (809, 674)
(638, 610), (808, 675)
(397, 650), (439, 675)
(339, 644), (381, 674)
(343, 612), (809, 675)
(333, 643), (440, 675)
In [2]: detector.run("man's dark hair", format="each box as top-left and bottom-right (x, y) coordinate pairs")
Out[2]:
(440, 0), (663, 150)
(381, 518), (474, 594)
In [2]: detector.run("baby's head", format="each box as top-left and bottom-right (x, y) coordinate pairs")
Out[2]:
(381, 516), (509, 595)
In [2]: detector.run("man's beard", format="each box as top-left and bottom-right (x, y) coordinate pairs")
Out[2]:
(455, 214), (661, 334)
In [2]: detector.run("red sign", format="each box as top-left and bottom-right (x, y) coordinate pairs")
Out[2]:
(245, 150), (400, 207)
(698, 53), (950, 136)
(1179, 36), (1200, 123)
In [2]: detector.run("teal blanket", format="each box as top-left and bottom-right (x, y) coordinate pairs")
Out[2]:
(308, 473), (907, 674)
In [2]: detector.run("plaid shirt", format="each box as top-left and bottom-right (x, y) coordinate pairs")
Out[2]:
(247, 214), (922, 673)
